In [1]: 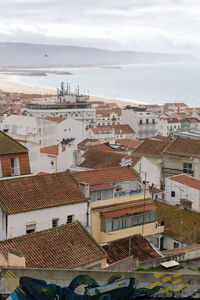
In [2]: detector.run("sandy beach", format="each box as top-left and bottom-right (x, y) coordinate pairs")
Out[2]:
(0, 73), (138, 107)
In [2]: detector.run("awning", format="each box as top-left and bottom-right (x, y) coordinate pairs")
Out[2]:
(102, 203), (155, 218)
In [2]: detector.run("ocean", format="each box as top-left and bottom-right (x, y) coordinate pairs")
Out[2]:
(10, 63), (200, 107)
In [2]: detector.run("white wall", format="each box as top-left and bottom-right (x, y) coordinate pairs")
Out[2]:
(134, 157), (161, 188)
(6, 202), (88, 239)
(165, 177), (200, 211)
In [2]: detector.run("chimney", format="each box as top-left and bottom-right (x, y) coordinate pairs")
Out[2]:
(79, 182), (90, 198)
(8, 249), (25, 268)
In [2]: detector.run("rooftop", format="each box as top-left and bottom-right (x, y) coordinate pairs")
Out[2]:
(40, 144), (66, 156)
(91, 124), (135, 135)
(0, 130), (28, 155)
(169, 174), (200, 190)
(102, 234), (161, 265)
(44, 117), (67, 123)
(0, 172), (87, 214)
(80, 150), (141, 169)
(134, 138), (171, 156)
(155, 200), (200, 244)
(73, 166), (139, 185)
(96, 108), (122, 117)
(0, 221), (105, 269)
(164, 137), (200, 157)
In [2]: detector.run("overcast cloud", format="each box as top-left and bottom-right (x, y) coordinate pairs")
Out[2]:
(0, 0), (200, 56)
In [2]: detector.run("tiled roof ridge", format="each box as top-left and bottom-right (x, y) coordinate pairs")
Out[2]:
(0, 130), (28, 153)
(66, 169), (80, 186)
(0, 171), (67, 183)
(160, 137), (176, 154)
(0, 221), (80, 245)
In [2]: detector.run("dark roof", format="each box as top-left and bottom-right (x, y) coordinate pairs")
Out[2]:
(155, 200), (200, 244)
(102, 234), (161, 265)
(80, 150), (141, 169)
(0, 172), (87, 214)
(0, 130), (28, 155)
(134, 138), (171, 156)
(0, 221), (105, 269)
(73, 166), (139, 185)
(163, 137), (200, 157)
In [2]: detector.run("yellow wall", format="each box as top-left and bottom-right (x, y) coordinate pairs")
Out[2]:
(91, 193), (164, 244)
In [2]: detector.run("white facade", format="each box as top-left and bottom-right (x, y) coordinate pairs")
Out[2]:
(158, 118), (181, 137)
(121, 108), (158, 140)
(21, 104), (96, 128)
(133, 157), (161, 189)
(0, 202), (88, 240)
(165, 176), (200, 211)
(87, 128), (135, 142)
(1, 115), (85, 147)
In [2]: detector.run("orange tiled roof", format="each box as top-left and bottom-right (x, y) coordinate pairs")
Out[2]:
(83, 144), (115, 153)
(102, 203), (155, 218)
(96, 108), (122, 117)
(0, 221), (105, 269)
(73, 166), (139, 185)
(116, 139), (141, 149)
(134, 138), (171, 156)
(155, 200), (200, 243)
(77, 139), (100, 150)
(103, 234), (161, 265)
(40, 144), (66, 156)
(91, 124), (135, 134)
(0, 172), (87, 214)
(80, 150), (141, 169)
(44, 117), (67, 123)
(164, 137), (200, 157)
(169, 174), (200, 190)
(0, 131), (28, 155)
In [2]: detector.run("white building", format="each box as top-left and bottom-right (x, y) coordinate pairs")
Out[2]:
(21, 102), (96, 129)
(158, 118), (181, 137)
(87, 124), (135, 142)
(165, 174), (200, 211)
(96, 108), (122, 126)
(0, 115), (85, 147)
(0, 172), (89, 240)
(121, 107), (158, 140)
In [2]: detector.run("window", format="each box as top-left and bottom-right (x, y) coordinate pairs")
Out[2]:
(183, 162), (192, 174)
(171, 191), (175, 197)
(174, 242), (179, 248)
(10, 157), (20, 176)
(152, 119), (155, 124)
(26, 223), (36, 234)
(102, 210), (156, 232)
(146, 119), (149, 124)
(67, 215), (74, 224)
(97, 190), (101, 200)
(139, 120), (142, 125)
(52, 218), (59, 228)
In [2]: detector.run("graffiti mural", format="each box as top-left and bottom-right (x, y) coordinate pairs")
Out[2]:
(6, 275), (161, 300)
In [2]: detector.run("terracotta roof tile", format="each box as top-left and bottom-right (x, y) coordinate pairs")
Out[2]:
(0, 131), (28, 155)
(73, 166), (139, 185)
(164, 137), (200, 157)
(0, 172), (87, 214)
(103, 234), (161, 265)
(134, 138), (172, 156)
(169, 174), (200, 190)
(155, 200), (200, 244)
(83, 144), (115, 153)
(77, 139), (100, 150)
(102, 203), (155, 218)
(91, 124), (135, 134)
(0, 221), (105, 269)
(80, 150), (141, 169)
(44, 117), (67, 123)
(96, 108), (122, 117)
(40, 145), (66, 156)
(116, 139), (141, 149)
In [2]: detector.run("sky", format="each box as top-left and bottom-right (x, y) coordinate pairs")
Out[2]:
(0, 0), (200, 56)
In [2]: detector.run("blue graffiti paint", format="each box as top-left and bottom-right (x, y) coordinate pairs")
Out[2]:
(7, 275), (160, 299)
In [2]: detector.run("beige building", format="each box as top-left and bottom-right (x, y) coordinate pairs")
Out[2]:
(96, 108), (122, 126)
(162, 137), (200, 183)
(91, 193), (164, 244)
